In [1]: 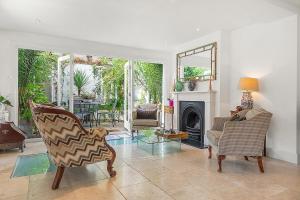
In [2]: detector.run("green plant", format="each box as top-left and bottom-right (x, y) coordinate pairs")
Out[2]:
(134, 62), (163, 103)
(18, 49), (57, 121)
(0, 96), (13, 107)
(74, 70), (90, 95)
(183, 66), (205, 79)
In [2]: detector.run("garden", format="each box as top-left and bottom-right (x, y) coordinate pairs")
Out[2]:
(18, 48), (163, 137)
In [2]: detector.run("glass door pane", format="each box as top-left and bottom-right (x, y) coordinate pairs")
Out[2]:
(57, 55), (74, 111)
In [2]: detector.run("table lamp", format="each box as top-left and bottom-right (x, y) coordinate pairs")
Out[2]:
(239, 77), (258, 109)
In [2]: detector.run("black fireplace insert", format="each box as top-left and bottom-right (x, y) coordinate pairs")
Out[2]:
(179, 101), (205, 148)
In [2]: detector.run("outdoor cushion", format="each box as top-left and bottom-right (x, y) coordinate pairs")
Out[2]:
(133, 119), (159, 127)
(137, 108), (157, 119)
(207, 130), (223, 146)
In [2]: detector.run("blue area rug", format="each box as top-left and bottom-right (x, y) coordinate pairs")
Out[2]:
(11, 153), (56, 178)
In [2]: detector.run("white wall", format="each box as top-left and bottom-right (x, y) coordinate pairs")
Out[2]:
(0, 30), (172, 123)
(229, 15), (298, 163)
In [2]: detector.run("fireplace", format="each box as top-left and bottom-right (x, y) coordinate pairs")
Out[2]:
(179, 101), (205, 148)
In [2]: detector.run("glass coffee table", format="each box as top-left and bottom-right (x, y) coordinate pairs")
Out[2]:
(136, 129), (188, 155)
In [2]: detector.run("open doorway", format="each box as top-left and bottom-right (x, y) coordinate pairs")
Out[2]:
(18, 48), (163, 138)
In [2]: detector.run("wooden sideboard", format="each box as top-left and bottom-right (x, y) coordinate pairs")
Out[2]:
(0, 122), (26, 152)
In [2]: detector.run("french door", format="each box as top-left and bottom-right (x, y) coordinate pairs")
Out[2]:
(56, 54), (74, 112)
(123, 61), (133, 131)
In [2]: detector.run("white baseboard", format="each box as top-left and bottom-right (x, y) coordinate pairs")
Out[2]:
(267, 148), (299, 164)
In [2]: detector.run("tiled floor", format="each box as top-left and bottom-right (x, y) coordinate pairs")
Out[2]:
(1, 140), (300, 200)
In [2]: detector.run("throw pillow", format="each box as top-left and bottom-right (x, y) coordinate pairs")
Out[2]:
(137, 108), (157, 120)
(230, 109), (249, 121)
(245, 108), (262, 120)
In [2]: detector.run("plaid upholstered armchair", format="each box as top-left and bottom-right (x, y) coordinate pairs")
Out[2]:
(29, 101), (116, 190)
(206, 108), (272, 173)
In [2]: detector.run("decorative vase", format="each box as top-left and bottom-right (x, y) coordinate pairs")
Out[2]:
(175, 80), (184, 92)
(188, 80), (196, 91)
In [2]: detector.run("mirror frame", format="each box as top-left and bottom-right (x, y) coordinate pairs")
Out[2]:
(176, 42), (217, 81)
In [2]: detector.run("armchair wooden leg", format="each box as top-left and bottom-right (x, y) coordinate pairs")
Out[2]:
(244, 156), (249, 161)
(52, 166), (65, 190)
(208, 145), (212, 159)
(257, 156), (264, 173)
(217, 155), (226, 172)
(105, 141), (117, 177)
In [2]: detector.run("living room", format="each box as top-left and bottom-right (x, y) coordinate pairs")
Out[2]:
(0, 0), (300, 200)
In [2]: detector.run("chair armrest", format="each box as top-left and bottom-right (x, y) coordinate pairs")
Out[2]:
(211, 117), (231, 131)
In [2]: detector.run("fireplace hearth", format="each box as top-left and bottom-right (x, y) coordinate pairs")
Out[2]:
(179, 101), (205, 148)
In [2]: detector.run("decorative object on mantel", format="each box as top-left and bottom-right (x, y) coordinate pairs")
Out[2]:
(175, 80), (184, 92)
(187, 79), (197, 91)
(163, 105), (175, 133)
(167, 98), (174, 107)
(239, 77), (259, 109)
(0, 95), (13, 123)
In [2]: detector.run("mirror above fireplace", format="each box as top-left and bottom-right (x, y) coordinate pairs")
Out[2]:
(176, 42), (217, 81)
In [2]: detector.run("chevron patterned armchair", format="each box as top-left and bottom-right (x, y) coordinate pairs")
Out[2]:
(29, 101), (116, 190)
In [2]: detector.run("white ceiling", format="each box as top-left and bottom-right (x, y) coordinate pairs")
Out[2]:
(0, 0), (296, 50)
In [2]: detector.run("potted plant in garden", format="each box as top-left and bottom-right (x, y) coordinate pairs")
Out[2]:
(0, 95), (13, 111)
(74, 69), (90, 96)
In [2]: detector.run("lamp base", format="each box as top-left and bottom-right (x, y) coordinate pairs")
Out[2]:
(241, 92), (253, 109)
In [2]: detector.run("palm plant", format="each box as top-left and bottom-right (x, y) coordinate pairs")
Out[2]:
(74, 70), (90, 96)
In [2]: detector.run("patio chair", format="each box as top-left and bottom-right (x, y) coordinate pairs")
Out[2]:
(29, 100), (116, 190)
(131, 104), (161, 139)
(97, 99), (118, 127)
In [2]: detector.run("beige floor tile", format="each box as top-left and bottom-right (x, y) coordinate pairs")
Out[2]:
(169, 184), (219, 200)
(72, 180), (125, 200)
(148, 171), (191, 193)
(109, 164), (149, 188)
(28, 187), (77, 200)
(28, 172), (70, 195)
(6, 194), (27, 200)
(64, 164), (108, 186)
(2, 141), (300, 200)
(119, 181), (173, 200)
(0, 176), (29, 199)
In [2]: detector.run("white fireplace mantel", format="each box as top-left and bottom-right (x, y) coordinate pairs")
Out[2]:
(171, 90), (216, 145)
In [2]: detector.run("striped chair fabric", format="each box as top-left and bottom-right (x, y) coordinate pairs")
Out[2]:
(29, 101), (116, 189)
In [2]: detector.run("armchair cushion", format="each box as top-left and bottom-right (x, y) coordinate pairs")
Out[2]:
(207, 130), (222, 146)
